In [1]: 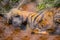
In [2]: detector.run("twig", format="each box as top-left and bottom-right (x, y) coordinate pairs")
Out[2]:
(17, 0), (27, 9)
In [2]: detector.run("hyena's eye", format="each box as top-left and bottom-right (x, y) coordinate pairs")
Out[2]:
(14, 15), (20, 17)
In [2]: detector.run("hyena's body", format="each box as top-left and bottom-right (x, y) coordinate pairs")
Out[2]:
(0, 7), (60, 34)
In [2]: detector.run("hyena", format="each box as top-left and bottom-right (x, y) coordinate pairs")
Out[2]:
(0, 7), (60, 34)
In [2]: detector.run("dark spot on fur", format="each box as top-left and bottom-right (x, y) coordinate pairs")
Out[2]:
(31, 32), (35, 34)
(0, 14), (4, 17)
(20, 20), (27, 30)
(8, 18), (12, 24)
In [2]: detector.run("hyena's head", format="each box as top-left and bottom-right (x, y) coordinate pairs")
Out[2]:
(9, 15), (23, 26)
(2, 8), (28, 30)
(10, 14), (27, 30)
(3, 14), (27, 30)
